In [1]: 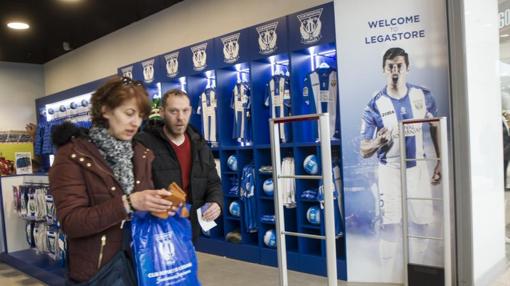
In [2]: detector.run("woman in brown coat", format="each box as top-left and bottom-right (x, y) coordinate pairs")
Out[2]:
(49, 76), (176, 283)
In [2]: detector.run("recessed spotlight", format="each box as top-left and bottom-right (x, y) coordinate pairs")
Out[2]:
(7, 22), (30, 30)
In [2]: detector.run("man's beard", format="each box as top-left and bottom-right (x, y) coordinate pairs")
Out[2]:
(165, 123), (185, 137)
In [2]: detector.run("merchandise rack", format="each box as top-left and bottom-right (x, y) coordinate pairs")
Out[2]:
(0, 175), (65, 285)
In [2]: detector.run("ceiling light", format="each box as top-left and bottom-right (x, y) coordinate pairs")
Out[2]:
(7, 22), (30, 30)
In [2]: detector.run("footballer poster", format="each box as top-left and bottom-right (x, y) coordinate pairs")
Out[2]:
(334, 0), (450, 283)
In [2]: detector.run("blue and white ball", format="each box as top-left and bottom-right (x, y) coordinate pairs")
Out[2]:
(47, 108), (55, 115)
(263, 229), (276, 248)
(303, 154), (319, 175)
(306, 206), (321, 225)
(263, 178), (274, 196)
(229, 201), (241, 217)
(70, 102), (78, 109)
(227, 155), (238, 171)
(59, 105), (67, 112)
(81, 99), (89, 107)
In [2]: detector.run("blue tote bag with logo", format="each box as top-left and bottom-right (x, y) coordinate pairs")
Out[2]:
(131, 211), (201, 286)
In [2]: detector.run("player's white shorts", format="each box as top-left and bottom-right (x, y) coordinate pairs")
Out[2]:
(378, 161), (433, 225)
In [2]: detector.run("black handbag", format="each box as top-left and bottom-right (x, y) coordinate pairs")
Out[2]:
(67, 223), (137, 286)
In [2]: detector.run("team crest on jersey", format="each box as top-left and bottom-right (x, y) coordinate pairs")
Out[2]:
(121, 66), (133, 79)
(413, 99), (424, 110)
(256, 22), (278, 55)
(303, 86), (309, 97)
(331, 78), (337, 87)
(164, 52), (179, 78)
(221, 33), (240, 64)
(297, 8), (323, 44)
(191, 43), (208, 71)
(400, 106), (407, 115)
(142, 59), (155, 83)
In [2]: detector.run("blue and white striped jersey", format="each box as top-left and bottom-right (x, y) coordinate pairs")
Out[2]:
(231, 82), (251, 143)
(361, 83), (437, 168)
(303, 67), (339, 139)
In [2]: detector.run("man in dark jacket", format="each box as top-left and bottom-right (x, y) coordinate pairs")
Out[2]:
(136, 89), (223, 242)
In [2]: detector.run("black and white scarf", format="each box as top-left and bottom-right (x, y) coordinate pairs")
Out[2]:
(89, 126), (134, 194)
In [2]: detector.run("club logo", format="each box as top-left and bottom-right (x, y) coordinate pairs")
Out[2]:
(221, 33), (240, 64)
(164, 52), (179, 78)
(297, 8), (323, 44)
(413, 99), (424, 110)
(142, 59), (155, 83)
(256, 21), (278, 55)
(191, 43), (208, 71)
(155, 232), (176, 265)
(121, 66), (133, 79)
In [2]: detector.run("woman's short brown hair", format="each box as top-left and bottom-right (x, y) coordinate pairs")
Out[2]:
(90, 76), (151, 127)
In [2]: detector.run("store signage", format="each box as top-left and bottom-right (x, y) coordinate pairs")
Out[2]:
(364, 14), (425, 44)
(335, 0), (451, 283)
(120, 65), (133, 79)
(297, 8), (323, 44)
(164, 51), (180, 78)
(191, 43), (208, 71)
(288, 3), (335, 51)
(256, 21), (278, 55)
(142, 58), (155, 83)
(221, 33), (240, 64)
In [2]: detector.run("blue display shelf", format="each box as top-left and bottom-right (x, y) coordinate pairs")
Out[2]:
(0, 250), (65, 285)
(118, 2), (347, 281)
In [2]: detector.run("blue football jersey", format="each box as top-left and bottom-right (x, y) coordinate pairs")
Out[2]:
(265, 74), (291, 142)
(361, 83), (438, 168)
(240, 164), (257, 233)
(231, 82), (251, 143)
(303, 67), (339, 139)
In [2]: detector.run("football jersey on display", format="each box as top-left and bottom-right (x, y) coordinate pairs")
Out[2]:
(303, 67), (339, 139)
(265, 74), (291, 142)
(361, 83), (437, 168)
(231, 82), (251, 144)
(197, 88), (218, 143)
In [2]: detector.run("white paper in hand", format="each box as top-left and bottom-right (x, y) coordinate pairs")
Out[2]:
(197, 204), (217, 232)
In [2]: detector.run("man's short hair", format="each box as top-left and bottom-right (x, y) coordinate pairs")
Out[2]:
(161, 89), (190, 108)
(382, 47), (409, 68)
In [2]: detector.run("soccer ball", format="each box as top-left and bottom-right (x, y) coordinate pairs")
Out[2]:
(227, 155), (238, 171)
(263, 178), (274, 196)
(263, 229), (276, 248)
(81, 99), (89, 107)
(303, 154), (319, 175)
(229, 201), (241, 217)
(306, 206), (321, 225)
(47, 108), (55, 115)
(59, 105), (67, 112)
(70, 102), (78, 109)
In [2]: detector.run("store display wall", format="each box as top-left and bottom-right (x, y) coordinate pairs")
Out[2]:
(43, 0), (328, 95)
(0, 62), (44, 130)
(117, 2), (347, 279)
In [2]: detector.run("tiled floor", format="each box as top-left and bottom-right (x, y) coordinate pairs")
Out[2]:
(0, 251), (508, 286)
(0, 262), (45, 285)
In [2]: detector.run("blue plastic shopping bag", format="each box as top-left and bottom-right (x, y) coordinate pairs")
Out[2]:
(131, 211), (201, 286)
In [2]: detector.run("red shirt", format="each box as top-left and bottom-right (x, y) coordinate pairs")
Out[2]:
(169, 133), (191, 195)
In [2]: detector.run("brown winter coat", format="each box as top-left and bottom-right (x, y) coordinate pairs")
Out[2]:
(49, 133), (154, 282)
